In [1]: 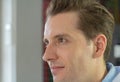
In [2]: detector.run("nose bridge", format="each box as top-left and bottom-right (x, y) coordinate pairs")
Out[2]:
(42, 43), (57, 62)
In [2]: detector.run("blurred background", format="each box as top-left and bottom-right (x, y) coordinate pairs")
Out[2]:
(0, 0), (120, 82)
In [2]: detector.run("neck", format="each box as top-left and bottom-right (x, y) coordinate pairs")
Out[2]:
(95, 60), (107, 82)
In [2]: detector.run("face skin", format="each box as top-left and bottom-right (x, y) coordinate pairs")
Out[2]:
(43, 12), (107, 82)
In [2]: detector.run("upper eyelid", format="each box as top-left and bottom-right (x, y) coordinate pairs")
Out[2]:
(55, 35), (69, 40)
(57, 36), (65, 39)
(57, 37), (66, 40)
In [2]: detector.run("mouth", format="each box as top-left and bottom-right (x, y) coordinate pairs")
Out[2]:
(50, 66), (65, 75)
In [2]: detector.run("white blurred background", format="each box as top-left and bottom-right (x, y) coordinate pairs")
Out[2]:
(0, 0), (43, 82)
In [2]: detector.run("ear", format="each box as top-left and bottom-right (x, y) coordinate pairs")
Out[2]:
(93, 34), (107, 58)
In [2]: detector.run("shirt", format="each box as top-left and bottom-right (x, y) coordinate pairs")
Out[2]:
(102, 62), (120, 82)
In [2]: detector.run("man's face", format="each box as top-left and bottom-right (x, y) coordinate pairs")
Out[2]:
(43, 12), (96, 82)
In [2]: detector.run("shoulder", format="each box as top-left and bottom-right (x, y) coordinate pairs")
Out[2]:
(113, 66), (120, 82)
(115, 66), (120, 72)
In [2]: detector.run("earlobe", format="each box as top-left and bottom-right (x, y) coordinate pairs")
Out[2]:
(93, 34), (107, 58)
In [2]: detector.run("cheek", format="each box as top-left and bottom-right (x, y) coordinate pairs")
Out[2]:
(57, 46), (82, 70)
(56, 45), (94, 80)
(69, 45), (93, 68)
(57, 47), (88, 79)
(56, 43), (86, 65)
(56, 45), (76, 60)
(56, 46), (77, 69)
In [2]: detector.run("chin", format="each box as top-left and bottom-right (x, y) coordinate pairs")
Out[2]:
(53, 75), (67, 82)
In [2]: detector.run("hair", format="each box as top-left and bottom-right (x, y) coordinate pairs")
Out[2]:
(46, 0), (115, 61)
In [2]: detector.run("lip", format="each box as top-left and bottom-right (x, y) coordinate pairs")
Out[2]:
(50, 66), (64, 75)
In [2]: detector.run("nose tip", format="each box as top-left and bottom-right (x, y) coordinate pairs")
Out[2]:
(42, 53), (47, 62)
(42, 45), (58, 62)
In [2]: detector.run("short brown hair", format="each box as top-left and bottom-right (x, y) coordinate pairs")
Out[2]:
(46, 0), (115, 61)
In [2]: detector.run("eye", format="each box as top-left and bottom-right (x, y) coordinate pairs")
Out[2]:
(57, 37), (67, 44)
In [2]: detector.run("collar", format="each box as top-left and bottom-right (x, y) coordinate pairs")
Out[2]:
(102, 62), (116, 82)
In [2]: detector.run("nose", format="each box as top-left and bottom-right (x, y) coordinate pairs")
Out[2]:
(42, 44), (58, 62)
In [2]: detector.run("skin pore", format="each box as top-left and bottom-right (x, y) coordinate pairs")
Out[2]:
(43, 12), (107, 82)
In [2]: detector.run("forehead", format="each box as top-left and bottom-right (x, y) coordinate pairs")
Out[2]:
(44, 12), (81, 39)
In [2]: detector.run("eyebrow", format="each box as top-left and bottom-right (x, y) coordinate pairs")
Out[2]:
(43, 33), (71, 42)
